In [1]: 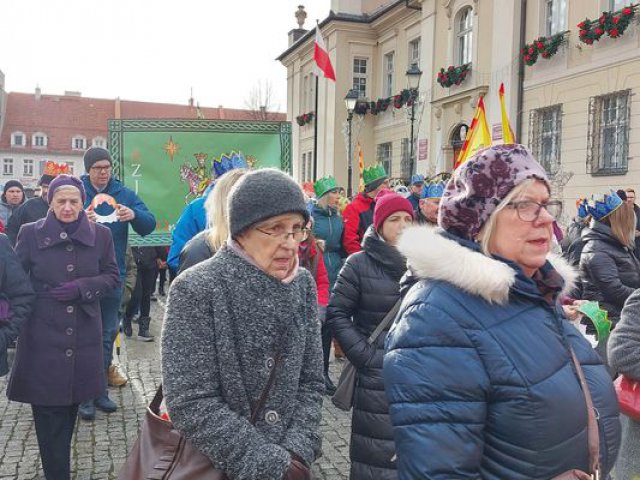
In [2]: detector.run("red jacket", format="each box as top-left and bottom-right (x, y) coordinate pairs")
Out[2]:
(298, 239), (329, 307)
(342, 193), (374, 255)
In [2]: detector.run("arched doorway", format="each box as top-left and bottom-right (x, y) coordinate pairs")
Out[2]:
(450, 123), (469, 164)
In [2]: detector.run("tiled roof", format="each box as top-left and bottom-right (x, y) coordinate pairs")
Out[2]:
(0, 92), (285, 155)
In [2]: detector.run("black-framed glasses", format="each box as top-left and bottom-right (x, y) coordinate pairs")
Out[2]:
(255, 227), (310, 242)
(506, 200), (563, 222)
(90, 165), (112, 173)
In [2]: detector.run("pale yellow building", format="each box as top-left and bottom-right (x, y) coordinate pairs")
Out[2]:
(280, 0), (639, 211)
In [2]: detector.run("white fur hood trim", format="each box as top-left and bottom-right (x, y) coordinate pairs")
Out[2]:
(397, 226), (577, 305)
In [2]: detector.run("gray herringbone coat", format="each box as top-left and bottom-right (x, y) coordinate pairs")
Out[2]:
(161, 245), (324, 480)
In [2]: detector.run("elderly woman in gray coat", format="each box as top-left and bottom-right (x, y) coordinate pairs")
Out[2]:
(162, 169), (323, 480)
(609, 288), (640, 478)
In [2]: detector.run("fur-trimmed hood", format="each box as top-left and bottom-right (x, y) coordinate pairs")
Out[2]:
(397, 226), (577, 304)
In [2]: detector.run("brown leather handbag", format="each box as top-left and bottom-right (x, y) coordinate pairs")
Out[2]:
(118, 354), (283, 480)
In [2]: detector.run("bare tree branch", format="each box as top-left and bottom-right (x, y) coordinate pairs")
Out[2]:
(244, 80), (279, 121)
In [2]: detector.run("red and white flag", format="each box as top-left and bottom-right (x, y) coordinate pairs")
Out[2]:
(314, 28), (336, 81)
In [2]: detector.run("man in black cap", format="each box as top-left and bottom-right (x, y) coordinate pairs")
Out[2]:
(6, 170), (57, 245)
(79, 147), (155, 421)
(0, 180), (25, 228)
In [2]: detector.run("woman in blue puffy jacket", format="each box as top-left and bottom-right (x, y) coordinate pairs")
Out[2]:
(383, 145), (621, 479)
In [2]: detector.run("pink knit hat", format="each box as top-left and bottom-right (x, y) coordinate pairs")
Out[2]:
(374, 190), (414, 231)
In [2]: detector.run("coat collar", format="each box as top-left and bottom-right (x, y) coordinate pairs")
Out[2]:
(397, 226), (577, 305)
(35, 210), (97, 249)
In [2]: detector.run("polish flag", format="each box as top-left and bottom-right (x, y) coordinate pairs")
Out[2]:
(314, 28), (336, 81)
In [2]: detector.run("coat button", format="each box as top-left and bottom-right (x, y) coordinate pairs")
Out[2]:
(66, 244), (74, 252)
(65, 327), (73, 336)
(264, 410), (280, 425)
(44, 237), (51, 246)
(265, 357), (275, 370)
(66, 264), (75, 272)
(65, 349), (73, 357)
(66, 306), (74, 313)
(60, 232), (68, 239)
(86, 292), (93, 299)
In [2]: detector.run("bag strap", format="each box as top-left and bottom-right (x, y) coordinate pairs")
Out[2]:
(366, 298), (402, 345)
(568, 347), (600, 479)
(150, 352), (283, 426)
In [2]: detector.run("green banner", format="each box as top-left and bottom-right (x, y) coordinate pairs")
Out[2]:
(108, 119), (292, 246)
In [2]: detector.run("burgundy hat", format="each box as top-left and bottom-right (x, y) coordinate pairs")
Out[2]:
(438, 144), (550, 241)
(47, 174), (87, 204)
(373, 190), (414, 231)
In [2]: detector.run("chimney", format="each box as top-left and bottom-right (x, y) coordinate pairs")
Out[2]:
(35, 85), (41, 101)
(114, 97), (121, 119)
(188, 87), (194, 107)
(288, 5), (309, 46)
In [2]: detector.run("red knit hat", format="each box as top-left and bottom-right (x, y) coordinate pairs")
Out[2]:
(373, 190), (414, 231)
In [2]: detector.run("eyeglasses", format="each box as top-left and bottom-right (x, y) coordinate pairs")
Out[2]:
(506, 200), (563, 222)
(90, 165), (112, 173)
(255, 227), (310, 242)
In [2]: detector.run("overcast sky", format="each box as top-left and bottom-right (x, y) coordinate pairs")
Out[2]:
(1, 0), (328, 111)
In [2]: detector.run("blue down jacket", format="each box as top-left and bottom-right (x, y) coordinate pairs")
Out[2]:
(384, 227), (621, 479)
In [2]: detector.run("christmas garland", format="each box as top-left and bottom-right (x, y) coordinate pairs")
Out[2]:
(354, 89), (417, 116)
(522, 32), (566, 66)
(296, 112), (314, 126)
(437, 63), (471, 88)
(578, 4), (637, 44)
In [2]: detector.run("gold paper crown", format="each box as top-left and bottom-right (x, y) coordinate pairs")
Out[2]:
(43, 161), (70, 176)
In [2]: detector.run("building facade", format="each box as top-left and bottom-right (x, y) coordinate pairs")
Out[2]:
(0, 85), (285, 189)
(281, 0), (639, 212)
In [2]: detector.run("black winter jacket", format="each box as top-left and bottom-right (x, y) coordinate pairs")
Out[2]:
(5, 197), (49, 246)
(326, 227), (406, 480)
(178, 230), (215, 275)
(132, 246), (165, 270)
(0, 233), (35, 376)
(580, 220), (640, 324)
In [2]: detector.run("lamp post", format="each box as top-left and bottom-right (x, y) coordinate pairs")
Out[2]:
(406, 63), (422, 179)
(344, 88), (359, 198)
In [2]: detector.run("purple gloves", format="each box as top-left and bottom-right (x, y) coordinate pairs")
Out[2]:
(49, 281), (82, 301)
(0, 299), (9, 324)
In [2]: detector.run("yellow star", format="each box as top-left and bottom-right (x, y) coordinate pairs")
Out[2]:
(164, 136), (180, 162)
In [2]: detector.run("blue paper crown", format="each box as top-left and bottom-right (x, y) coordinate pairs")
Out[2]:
(212, 151), (248, 178)
(576, 198), (589, 219)
(422, 181), (445, 199)
(585, 190), (623, 221)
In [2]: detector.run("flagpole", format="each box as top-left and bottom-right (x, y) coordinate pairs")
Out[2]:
(313, 74), (319, 181)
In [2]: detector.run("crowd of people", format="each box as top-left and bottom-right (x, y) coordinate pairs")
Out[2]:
(1, 142), (639, 479)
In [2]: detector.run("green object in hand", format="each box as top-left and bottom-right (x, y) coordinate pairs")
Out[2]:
(577, 301), (612, 342)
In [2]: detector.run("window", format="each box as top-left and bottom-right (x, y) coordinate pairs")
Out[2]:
(23, 159), (34, 177)
(3, 159), (14, 176)
(408, 38), (421, 68)
(11, 132), (24, 147)
(383, 51), (395, 98)
(610, 0), (626, 11)
(587, 90), (631, 175)
(301, 152), (307, 182)
(456, 8), (473, 65)
(529, 105), (562, 174)
(545, 0), (567, 36)
(32, 133), (47, 148)
(92, 137), (106, 148)
(353, 58), (368, 98)
(65, 162), (75, 175)
(72, 136), (86, 150)
(376, 143), (392, 177)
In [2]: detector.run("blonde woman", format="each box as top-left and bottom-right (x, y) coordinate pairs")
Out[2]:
(579, 192), (640, 329)
(177, 169), (247, 274)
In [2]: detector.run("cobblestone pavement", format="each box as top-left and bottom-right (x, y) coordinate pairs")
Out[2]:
(0, 297), (351, 479)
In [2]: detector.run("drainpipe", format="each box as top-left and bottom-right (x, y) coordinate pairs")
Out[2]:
(516, 0), (527, 141)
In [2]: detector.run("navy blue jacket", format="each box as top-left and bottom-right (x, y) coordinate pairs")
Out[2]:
(81, 175), (155, 278)
(311, 204), (344, 290)
(384, 227), (621, 479)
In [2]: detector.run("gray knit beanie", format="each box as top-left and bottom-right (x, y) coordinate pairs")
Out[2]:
(83, 147), (112, 172)
(228, 169), (310, 237)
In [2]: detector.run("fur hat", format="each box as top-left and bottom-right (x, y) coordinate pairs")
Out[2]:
(438, 144), (549, 241)
(228, 169), (310, 237)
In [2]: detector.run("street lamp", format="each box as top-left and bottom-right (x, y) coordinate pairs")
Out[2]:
(344, 88), (359, 198)
(406, 62), (422, 179)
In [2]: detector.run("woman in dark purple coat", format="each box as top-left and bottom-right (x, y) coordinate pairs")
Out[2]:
(8, 174), (120, 480)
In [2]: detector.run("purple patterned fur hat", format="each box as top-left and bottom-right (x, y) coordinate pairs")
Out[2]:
(438, 144), (550, 241)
